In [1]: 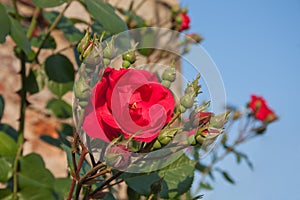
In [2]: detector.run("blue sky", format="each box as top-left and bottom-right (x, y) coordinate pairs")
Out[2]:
(180, 0), (300, 199)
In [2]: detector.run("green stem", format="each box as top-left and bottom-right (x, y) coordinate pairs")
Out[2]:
(26, 7), (41, 39)
(34, 1), (73, 62)
(13, 51), (27, 199)
(12, 0), (20, 20)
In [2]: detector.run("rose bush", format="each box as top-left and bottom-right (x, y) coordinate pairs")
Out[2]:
(83, 67), (175, 143)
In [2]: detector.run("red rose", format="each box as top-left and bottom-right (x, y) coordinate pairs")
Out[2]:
(249, 95), (277, 123)
(179, 13), (190, 31)
(83, 67), (175, 143)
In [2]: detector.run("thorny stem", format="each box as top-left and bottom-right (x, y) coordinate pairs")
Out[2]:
(34, 0), (73, 62)
(13, 52), (26, 199)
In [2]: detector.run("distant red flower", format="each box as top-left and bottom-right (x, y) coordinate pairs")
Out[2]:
(179, 13), (190, 31)
(249, 95), (277, 123)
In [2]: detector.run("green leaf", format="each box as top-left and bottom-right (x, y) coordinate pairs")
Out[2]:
(158, 155), (196, 199)
(0, 157), (13, 182)
(59, 123), (73, 137)
(0, 95), (4, 121)
(0, 3), (10, 43)
(40, 135), (61, 148)
(0, 123), (18, 141)
(19, 153), (55, 189)
(84, 0), (127, 34)
(31, 0), (68, 8)
(233, 150), (254, 170)
(31, 33), (56, 49)
(26, 69), (40, 94)
(124, 173), (160, 196)
(220, 171), (235, 185)
(125, 155), (196, 199)
(200, 182), (213, 190)
(54, 178), (72, 198)
(43, 11), (83, 43)
(46, 98), (72, 119)
(45, 54), (75, 83)
(18, 187), (56, 200)
(9, 16), (34, 59)
(0, 131), (17, 157)
(127, 186), (141, 200)
(48, 80), (73, 98)
(0, 189), (13, 200)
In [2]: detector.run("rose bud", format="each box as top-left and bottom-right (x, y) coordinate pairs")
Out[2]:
(122, 60), (131, 69)
(188, 134), (197, 146)
(103, 58), (111, 67)
(74, 76), (90, 100)
(105, 145), (130, 170)
(103, 39), (116, 59)
(77, 30), (90, 54)
(191, 112), (213, 128)
(122, 50), (136, 64)
(162, 67), (176, 82)
(161, 80), (171, 88)
(186, 33), (203, 44)
(180, 94), (195, 109)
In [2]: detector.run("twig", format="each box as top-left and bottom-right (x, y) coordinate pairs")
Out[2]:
(34, 0), (73, 63)
(26, 7), (41, 39)
(90, 171), (123, 197)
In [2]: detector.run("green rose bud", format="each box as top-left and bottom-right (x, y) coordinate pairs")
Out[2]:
(103, 58), (111, 67)
(162, 80), (171, 88)
(158, 135), (172, 145)
(162, 67), (176, 82)
(178, 105), (186, 113)
(196, 134), (205, 145)
(103, 39), (116, 59)
(188, 135), (197, 146)
(122, 60), (131, 69)
(80, 41), (93, 62)
(122, 50), (136, 64)
(74, 77), (90, 100)
(152, 140), (162, 150)
(180, 94), (194, 109)
(77, 30), (90, 54)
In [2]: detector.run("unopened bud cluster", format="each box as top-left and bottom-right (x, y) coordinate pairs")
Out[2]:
(161, 64), (176, 88)
(152, 128), (178, 150)
(179, 74), (201, 113)
(122, 49), (136, 68)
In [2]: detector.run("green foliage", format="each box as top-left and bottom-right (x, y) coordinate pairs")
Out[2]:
(0, 157), (13, 182)
(46, 98), (72, 119)
(0, 131), (17, 157)
(0, 3), (10, 43)
(9, 17), (35, 59)
(45, 54), (75, 83)
(26, 69), (40, 94)
(125, 155), (196, 199)
(0, 123), (18, 141)
(84, 0), (127, 34)
(43, 11), (83, 43)
(31, 0), (68, 8)
(31, 33), (57, 49)
(48, 81), (73, 99)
